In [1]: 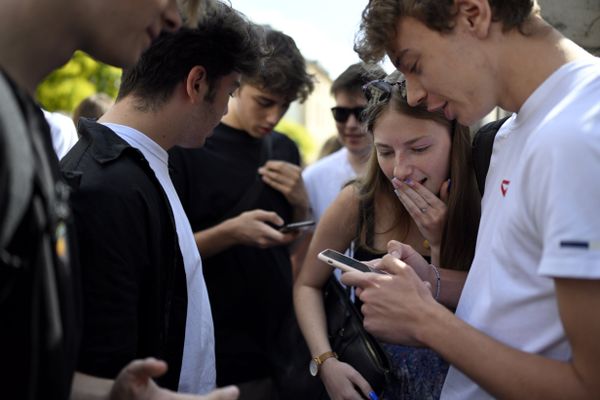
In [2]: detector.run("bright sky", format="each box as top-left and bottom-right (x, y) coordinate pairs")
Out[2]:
(229, 0), (394, 79)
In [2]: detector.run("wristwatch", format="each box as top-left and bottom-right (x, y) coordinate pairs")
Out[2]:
(309, 351), (338, 376)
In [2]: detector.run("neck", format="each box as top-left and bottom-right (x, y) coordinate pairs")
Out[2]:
(0, 0), (78, 95)
(492, 17), (592, 113)
(99, 97), (176, 150)
(347, 148), (371, 175)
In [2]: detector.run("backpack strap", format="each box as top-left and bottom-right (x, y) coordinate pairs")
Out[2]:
(472, 116), (510, 196)
(0, 73), (34, 249)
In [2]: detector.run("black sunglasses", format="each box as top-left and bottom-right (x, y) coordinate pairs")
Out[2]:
(362, 79), (407, 103)
(331, 106), (366, 123)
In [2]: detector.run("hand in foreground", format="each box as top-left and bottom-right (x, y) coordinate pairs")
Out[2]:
(319, 359), (375, 400)
(392, 177), (449, 250)
(229, 209), (299, 248)
(340, 255), (438, 346)
(258, 160), (309, 209)
(110, 358), (239, 400)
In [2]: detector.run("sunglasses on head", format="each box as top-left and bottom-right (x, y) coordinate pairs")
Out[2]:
(362, 79), (407, 103)
(331, 106), (366, 123)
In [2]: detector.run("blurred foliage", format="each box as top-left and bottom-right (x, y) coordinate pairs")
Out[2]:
(275, 117), (317, 166)
(36, 51), (121, 113)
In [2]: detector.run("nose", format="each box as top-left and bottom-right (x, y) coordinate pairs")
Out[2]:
(345, 113), (361, 129)
(266, 106), (285, 126)
(405, 77), (426, 107)
(393, 154), (413, 181)
(162, 0), (183, 33)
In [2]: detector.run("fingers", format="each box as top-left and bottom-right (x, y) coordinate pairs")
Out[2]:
(340, 270), (374, 288)
(258, 161), (301, 188)
(348, 373), (375, 400)
(125, 357), (168, 380)
(245, 209), (284, 227)
(439, 178), (451, 204)
(201, 386), (240, 400)
(392, 177), (444, 211)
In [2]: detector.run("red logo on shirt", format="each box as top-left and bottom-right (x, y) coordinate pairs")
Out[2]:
(501, 180), (510, 197)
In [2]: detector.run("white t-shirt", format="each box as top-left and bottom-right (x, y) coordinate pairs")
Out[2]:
(441, 58), (600, 399)
(43, 110), (78, 159)
(303, 147), (357, 223)
(104, 123), (216, 395)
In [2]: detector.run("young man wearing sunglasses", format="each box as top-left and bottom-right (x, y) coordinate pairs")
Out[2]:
(290, 63), (386, 274)
(341, 0), (600, 399)
(303, 63), (386, 224)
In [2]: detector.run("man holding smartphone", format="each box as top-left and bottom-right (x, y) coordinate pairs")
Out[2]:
(169, 26), (314, 398)
(342, 0), (600, 398)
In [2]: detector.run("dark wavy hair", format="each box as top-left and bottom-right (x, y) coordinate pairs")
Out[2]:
(355, 0), (541, 63)
(242, 26), (315, 104)
(330, 62), (386, 97)
(355, 71), (481, 270)
(118, 2), (263, 111)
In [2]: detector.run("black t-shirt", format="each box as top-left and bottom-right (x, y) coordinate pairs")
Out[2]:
(169, 122), (300, 385)
(0, 70), (81, 400)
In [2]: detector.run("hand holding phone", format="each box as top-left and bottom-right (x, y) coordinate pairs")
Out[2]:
(318, 249), (387, 274)
(279, 220), (315, 233)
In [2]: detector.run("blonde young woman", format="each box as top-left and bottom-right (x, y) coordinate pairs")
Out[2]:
(293, 72), (480, 400)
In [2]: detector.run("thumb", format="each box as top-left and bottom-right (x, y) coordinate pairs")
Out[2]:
(440, 178), (451, 204)
(126, 358), (168, 380)
(377, 254), (406, 275)
(204, 386), (240, 400)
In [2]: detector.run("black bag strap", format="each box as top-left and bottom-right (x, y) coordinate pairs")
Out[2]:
(472, 116), (510, 196)
(220, 134), (273, 221)
(0, 73), (35, 249)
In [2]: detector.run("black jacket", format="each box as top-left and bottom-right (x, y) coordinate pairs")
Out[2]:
(60, 119), (187, 390)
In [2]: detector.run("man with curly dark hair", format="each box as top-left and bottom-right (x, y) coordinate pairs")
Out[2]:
(169, 25), (315, 399)
(343, 0), (600, 399)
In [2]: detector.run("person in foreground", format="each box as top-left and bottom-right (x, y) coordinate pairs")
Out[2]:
(294, 71), (480, 400)
(61, 2), (262, 397)
(0, 0), (238, 398)
(343, 0), (600, 399)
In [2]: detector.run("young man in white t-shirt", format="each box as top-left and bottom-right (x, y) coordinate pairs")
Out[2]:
(61, 4), (261, 398)
(342, 0), (600, 398)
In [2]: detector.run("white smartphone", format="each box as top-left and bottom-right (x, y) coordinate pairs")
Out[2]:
(279, 220), (315, 233)
(318, 249), (385, 274)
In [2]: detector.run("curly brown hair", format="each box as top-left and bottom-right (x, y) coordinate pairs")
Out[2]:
(242, 26), (315, 104)
(354, 0), (541, 63)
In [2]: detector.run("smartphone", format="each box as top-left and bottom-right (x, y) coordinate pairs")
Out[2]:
(318, 249), (384, 274)
(279, 220), (315, 233)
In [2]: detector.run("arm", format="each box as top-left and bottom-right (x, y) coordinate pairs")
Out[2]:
(293, 186), (373, 399)
(194, 209), (298, 258)
(71, 359), (240, 400)
(342, 259), (600, 399)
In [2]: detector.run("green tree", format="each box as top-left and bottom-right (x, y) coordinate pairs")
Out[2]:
(275, 117), (317, 166)
(36, 51), (121, 113)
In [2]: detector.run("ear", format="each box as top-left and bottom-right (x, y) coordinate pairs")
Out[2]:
(454, 0), (492, 38)
(185, 65), (208, 103)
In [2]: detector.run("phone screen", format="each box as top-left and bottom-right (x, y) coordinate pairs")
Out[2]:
(318, 249), (373, 273)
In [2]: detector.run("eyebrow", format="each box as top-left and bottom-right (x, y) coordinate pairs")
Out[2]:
(375, 136), (430, 147)
(393, 49), (410, 70)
